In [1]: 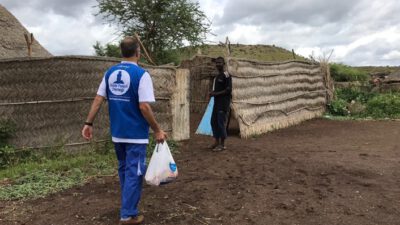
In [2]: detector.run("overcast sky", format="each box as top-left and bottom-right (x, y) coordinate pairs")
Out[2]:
(1, 0), (399, 66)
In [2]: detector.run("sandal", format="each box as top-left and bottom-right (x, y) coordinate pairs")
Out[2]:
(212, 145), (226, 152)
(208, 143), (219, 149)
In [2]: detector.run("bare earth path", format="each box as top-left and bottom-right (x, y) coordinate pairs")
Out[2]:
(1, 117), (400, 225)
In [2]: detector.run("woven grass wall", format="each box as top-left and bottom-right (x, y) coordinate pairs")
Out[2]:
(181, 55), (217, 113)
(227, 58), (328, 138)
(0, 56), (189, 149)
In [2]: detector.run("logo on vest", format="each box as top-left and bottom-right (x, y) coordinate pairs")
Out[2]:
(108, 70), (130, 95)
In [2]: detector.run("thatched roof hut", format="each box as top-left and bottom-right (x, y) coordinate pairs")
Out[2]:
(384, 70), (400, 82)
(0, 4), (51, 58)
(376, 70), (400, 92)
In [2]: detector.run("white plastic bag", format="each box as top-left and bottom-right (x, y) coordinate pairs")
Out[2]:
(145, 142), (178, 186)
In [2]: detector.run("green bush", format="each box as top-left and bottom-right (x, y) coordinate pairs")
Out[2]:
(155, 49), (181, 65)
(365, 94), (400, 118)
(328, 98), (349, 116)
(93, 41), (121, 58)
(329, 87), (400, 119)
(0, 146), (36, 169)
(330, 63), (369, 82)
(0, 120), (16, 147)
(336, 87), (377, 104)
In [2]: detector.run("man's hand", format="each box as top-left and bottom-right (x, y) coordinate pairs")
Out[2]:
(82, 95), (104, 141)
(82, 125), (93, 141)
(154, 130), (167, 143)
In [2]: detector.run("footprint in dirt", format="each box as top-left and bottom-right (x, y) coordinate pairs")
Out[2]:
(225, 203), (243, 211)
(275, 202), (297, 211)
(99, 209), (119, 224)
(313, 188), (328, 199)
(295, 168), (308, 176)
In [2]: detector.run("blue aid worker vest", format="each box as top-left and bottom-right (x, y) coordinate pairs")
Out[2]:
(105, 62), (149, 142)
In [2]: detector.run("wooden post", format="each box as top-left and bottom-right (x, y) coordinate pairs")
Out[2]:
(24, 33), (35, 57)
(225, 36), (231, 57)
(133, 33), (157, 66)
(171, 69), (190, 140)
(292, 49), (296, 60)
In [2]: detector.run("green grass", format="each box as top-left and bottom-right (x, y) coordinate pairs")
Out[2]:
(0, 138), (179, 201)
(330, 63), (369, 82)
(355, 66), (400, 75)
(0, 151), (116, 200)
(0, 151), (115, 180)
(178, 44), (307, 62)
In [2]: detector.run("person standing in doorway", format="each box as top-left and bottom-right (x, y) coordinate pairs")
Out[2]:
(209, 56), (232, 151)
(82, 36), (166, 225)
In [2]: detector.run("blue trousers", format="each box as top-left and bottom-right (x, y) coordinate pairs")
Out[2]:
(114, 143), (147, 219)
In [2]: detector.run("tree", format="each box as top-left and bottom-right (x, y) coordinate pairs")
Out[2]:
(95, 0), (210, 64)
(93, 41), (121, 58)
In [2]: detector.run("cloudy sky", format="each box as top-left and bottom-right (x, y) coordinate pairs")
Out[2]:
(1, 0), (399, 66)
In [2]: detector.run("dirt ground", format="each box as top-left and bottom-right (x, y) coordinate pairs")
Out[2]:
(1, 115), (400, 225)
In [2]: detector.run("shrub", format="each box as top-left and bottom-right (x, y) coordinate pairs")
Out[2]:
(0, 146), (36, 169)
(365, 94), (400, 118)
(336, 87), (377, 104)
(328, 98), (349, 116)
(0, 120), (16, 147)
(330, 63), (369, 82)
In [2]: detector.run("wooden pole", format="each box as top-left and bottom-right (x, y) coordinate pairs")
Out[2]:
(133, 33), (157, 66)
(24, 33), (35, 57)
(292, 49), (296, 60)
(225, 36), (231, 57)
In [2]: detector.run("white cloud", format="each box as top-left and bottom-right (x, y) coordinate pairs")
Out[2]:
(2, 0), (400, 66)
(2, 0), (117, 56)
(383, 51), (400, 60)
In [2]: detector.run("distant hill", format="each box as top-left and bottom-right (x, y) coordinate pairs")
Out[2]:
(178, 44), (307, 62)
(355, 66), (400, 76)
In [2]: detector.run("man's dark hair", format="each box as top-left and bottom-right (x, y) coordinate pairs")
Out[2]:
(212, 56), (225, 64)
(216, 56), (225, 61)
(120, 37), (139, 58)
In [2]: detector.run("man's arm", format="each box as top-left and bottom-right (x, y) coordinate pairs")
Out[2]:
(139, 102), (167, 143)
(82, 95), (105, 140)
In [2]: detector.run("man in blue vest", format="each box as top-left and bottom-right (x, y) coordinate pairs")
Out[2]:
(82, 36), (166, 225)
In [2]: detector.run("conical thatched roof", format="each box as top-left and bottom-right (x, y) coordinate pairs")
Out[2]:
(385, 70), (400, 82)
(0, 4), (52, 58)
